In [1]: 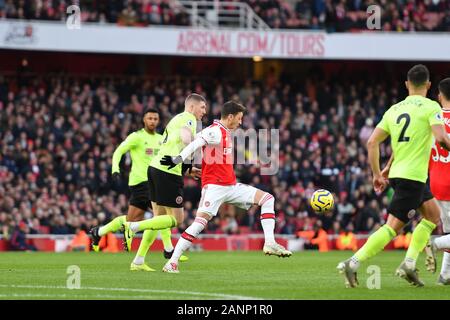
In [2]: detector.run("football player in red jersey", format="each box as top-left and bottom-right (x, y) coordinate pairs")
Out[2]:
(159, 101), (292, 273)
(425, 78), (450, 285)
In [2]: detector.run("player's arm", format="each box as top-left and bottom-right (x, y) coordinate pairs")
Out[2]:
(431, 124), (450, 151)
(160, 126), (222, 169)
(180, 126), (194, 146)
(380, 153), (394, 180)
(111, 134), (136, 180)
(367, 127), (390, 193)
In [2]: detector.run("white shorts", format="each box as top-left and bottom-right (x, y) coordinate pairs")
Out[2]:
(437, 200), (450, 233)
(197, 183), (258, 217)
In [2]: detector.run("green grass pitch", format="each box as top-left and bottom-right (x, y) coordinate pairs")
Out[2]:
(0, 251), (448, 300)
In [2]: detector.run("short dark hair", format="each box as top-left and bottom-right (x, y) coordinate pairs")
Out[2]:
(221, 101), (246, 118)
(407, 64), (430, 87)
(438, 78), (450, 101)
(185, 93), (206, 105)
(142, 108), (160, 118)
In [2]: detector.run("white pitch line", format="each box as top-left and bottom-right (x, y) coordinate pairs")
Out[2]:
(0, 284), (262, 300)
(0, 293), (163, 299)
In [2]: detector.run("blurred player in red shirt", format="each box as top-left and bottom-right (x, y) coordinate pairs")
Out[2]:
(426, 78), (450, 285)
(159, 101), (292, 273)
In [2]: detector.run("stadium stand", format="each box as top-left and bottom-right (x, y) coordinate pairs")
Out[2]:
(1, 0), (449, 31)
(2, 62), (441, 240)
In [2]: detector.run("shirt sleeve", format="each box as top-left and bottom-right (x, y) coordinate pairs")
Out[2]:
(185, 114), (197, 136)
(111, 133), (137, 173)
(200, 125), (222, 145)
(376, 112), (390, 134)
(428, 102), (444, 127)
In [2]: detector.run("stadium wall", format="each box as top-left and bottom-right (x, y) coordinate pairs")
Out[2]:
(1, 20), (449, 61)
(0, 235), (396, 252)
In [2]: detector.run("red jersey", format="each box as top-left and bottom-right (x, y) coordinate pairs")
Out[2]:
(201, 120), (236, 188)
(429, 109), (450, 200)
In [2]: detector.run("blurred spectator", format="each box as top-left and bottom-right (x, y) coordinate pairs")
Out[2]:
(0, 69), (415, 238)
(393, 230), (412, 250)
(68, 228), (91, 252)
(9, 221), (37, 251)
(300, 220), (329, 251)
(336, 193), (355, 229)
(98, 232), (121, 252)
(335, 223), (357, 251)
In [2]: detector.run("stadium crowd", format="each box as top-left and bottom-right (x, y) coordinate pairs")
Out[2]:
(0, 70), (410, 242)
(1, 0), (449, 32)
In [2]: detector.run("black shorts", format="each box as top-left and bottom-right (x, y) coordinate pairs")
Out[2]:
(148, 166), (184, 208)
(387, 178), (434, 223)
(129, 182), (152, 211)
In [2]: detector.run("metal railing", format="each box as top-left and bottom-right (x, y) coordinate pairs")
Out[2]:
(175, 0), (270, 30)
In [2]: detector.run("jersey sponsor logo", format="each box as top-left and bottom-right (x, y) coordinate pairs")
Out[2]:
(176, 196), (183, 204)
(444, 117), (450, 127)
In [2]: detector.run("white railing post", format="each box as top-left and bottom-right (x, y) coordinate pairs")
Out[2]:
(191, 2), (198, 27)
(247, 8), (253, 29)
(240, 4), (245, 28)
(178, 0), (270, 30)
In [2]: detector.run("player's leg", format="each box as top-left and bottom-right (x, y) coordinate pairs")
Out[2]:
(119, 182), (153, 251)
(158, 206), (189, 262)
(163, 185), (225, 273)
(405, 198), (439, 266)
(425, 200), (450, 283)
(437, 201), (450, 284)
(163, 212), (211, 273)
(92, 206), (144, 252)
(252, 187), (291, 257)
(130, 202), (163, 271)
(337, 179), (416, 287)
(395, 184), (438, 286)
(122, 168), (181, 250)
(337, 214), (402, 287)
(91, 182), (149, 251)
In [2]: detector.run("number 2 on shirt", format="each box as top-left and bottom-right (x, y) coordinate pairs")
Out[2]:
(397, 113), (411, 142)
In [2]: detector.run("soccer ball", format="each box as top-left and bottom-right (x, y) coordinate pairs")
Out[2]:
(310, 189), (334, 213)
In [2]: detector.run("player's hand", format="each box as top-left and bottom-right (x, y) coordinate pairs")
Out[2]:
(380, 166), (390, 181)
(189, 167), (202, 180)
(111, 172), (121, 185)
(160, 155), (182, 169)
(373, 174), (388, 194)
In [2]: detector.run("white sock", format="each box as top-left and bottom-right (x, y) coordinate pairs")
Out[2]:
(133, 256), (145, 265)
(261, 219), (275, 244)
(259, 193), (276, 244)
(169, 217), (207, 264)
(169, 238), (192, 264)
(349, 256), (360, 271)
(441, 251), (450, 279)
(434, 234), (450, 250)
(405, 257), (416, 269)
